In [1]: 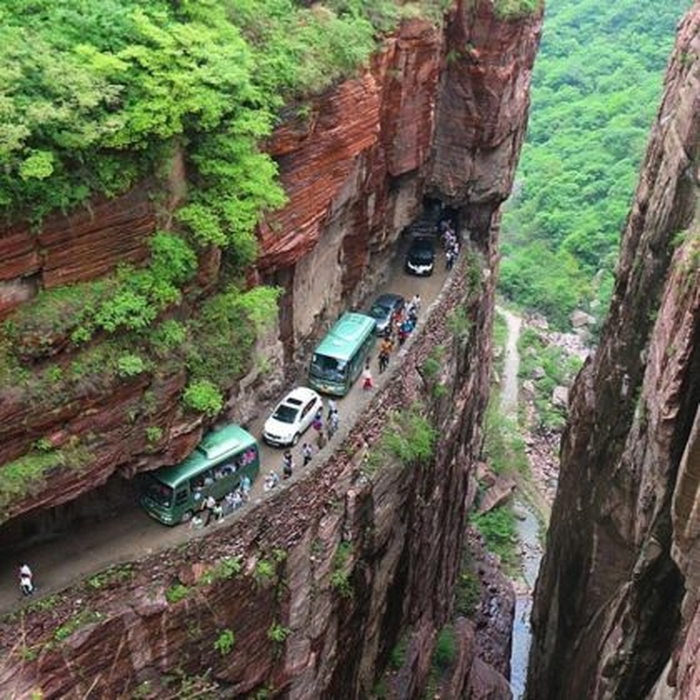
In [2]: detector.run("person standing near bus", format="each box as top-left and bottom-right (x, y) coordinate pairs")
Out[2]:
(204, 494), (216, 526)
(378, 336), (393, 374)
(327, 399), (337, 420)
(362, 360), (374, 390)
(328, 409), (340, 439)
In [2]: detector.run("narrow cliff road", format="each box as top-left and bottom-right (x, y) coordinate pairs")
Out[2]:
(0, 245), (451, 614)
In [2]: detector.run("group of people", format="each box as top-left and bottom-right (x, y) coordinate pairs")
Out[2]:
(384, 293), (422, 368)
(265, 400), (342, 489)
(312, 400), (340, 447)
(361, 292), (423, 389)
(190, 474), (252, 529)
(439, 220), (460, 271)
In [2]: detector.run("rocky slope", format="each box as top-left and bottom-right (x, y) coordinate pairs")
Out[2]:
(527, 5), (700, 699)
(0, 1), (542, 697)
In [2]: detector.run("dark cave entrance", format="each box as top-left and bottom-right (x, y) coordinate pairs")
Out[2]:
(0, 471), (139, 555)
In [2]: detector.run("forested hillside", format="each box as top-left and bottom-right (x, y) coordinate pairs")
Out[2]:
(499, 0), (691, 327)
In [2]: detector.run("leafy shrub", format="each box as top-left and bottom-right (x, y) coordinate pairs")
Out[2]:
(116, 353), (147, 378)
(494, 0), (542, 19)
(422, 347), (443, 378)
(53, 610), (104, 642)
(165, 583), (190, 604)
(150, 319), (187, 356)
(330, 541), (354, 597)
(432, 625), (457, 671)
(254, 559), (275, 585)
(447, 306), (472, 341)
(333, 541), (352, 569)
(185, 285), (280, 388)
(330, 570), (354, 598)
(471, 507), (518, 569)
(33, 437), (54, 453)
(182, 380), (223, 416)
(200, 556), (243, 585)
(389, 636), (407, 670)
(214, 629), (236, 656)
(384, 406), (436, 465)
(145, 426), (163, 444)
(267, 622), (291, 644)
(87, 564), (134, 590)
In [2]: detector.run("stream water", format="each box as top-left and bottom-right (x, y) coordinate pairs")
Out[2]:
(496, 307), (544, 699)
(509, 503), (543, 698)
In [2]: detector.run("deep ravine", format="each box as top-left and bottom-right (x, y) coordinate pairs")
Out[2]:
(496, 306), (544, 700)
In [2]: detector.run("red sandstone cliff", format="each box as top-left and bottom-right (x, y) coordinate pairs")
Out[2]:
(527, 5), (700, 699)
(0, 1), (542, 697)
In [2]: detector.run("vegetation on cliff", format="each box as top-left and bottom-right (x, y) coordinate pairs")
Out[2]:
(500, 0), (690, 327)
(0, 0), (448, 230)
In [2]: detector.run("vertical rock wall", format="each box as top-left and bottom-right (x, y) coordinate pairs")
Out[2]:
(527, 6), (700, 699)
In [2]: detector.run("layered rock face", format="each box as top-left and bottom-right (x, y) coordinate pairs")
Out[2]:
(527, 6), (700, 699)
(0, 1), (542, 697)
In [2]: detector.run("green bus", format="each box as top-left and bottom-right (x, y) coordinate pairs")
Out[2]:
(309, 312), (376, 396)
(139, 424), (260, 525)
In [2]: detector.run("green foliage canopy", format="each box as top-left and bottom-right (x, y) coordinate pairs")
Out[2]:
(0, 0), (448, 235)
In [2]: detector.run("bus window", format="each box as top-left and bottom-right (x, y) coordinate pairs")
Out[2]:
(175, 489), (188, 506)
(310, 354), (347, 382)
(143, 475), (173, 508)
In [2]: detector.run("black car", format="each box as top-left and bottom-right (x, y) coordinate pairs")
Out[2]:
(366, 293), (405, 336)
(405, 236), (436, 276)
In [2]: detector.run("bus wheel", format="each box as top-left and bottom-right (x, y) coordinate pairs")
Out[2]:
(292, 433), (300, 446)
(181, 510), (193, 524)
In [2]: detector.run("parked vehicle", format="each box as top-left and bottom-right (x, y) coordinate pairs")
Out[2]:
(309, 312), (376, 396)
(139, 424), (259, 525)
(263, 387), (324, 447)
(366, 293), (405, 336)
(405, 236), (436, 276)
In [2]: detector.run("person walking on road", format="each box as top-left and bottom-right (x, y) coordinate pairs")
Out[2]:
(362, 360), (374, 390)
(378, 336), (393, 374)
(326, 399), (337, 420)
(312, 409), (324, 435)
(327, 409), (340, 439)
(282, 450), (295, 479)
(301, 442), (313, 467)
(19, 563), (34, 596)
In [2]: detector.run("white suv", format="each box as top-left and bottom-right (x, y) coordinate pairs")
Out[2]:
(263, 387), (324, 447)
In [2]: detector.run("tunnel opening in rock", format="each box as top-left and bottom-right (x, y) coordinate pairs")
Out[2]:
(0, 471), (138, 555)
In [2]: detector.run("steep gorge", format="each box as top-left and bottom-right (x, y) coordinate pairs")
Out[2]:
(0, 2), (542, 697)
(527, 4), (700, 699)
